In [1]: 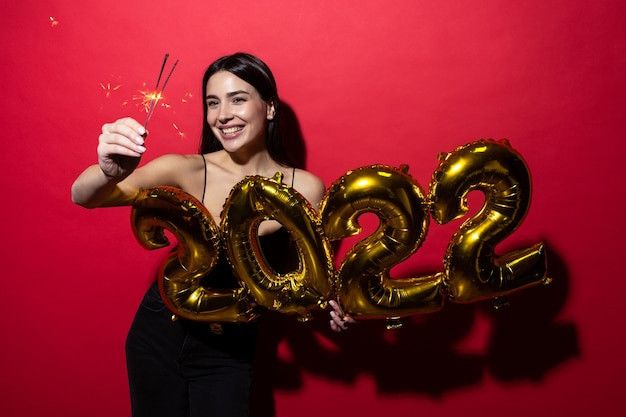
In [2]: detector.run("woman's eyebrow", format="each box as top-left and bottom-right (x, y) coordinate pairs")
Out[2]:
(205, 90), (250, 100)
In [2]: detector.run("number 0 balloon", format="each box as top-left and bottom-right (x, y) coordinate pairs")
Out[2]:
(221, 173), (335, 321)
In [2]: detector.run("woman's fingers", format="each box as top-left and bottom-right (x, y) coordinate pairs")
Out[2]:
(98, 138), (144, 158)
(97, 118), (147, 179)
(101, 119), (146, 151)
(102, 117), (146, 136)
(329, 300), (356, 333)
(99, 119), (146, 156)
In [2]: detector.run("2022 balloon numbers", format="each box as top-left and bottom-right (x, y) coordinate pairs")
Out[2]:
(131, 139), (548, 325)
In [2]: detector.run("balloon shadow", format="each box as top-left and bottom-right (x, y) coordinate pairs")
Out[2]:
(250, 288), (483, 417)
(250, 242), (578, 417)
(483, 241), (579, 381)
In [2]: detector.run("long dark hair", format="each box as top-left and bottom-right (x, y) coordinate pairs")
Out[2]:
(199, 52), (293, 166)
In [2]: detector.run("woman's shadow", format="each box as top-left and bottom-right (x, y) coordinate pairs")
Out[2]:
(250, 105), (579, 416)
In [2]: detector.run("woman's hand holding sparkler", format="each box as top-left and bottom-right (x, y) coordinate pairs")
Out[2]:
(97, 54), (178, 182)
(97, 117), (147, 181)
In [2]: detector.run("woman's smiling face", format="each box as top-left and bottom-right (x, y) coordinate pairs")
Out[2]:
(205, 71), (275, 154)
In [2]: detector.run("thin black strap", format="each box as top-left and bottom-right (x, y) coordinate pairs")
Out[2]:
(201, 155), (207, 204)
(291, 166), (295, 187)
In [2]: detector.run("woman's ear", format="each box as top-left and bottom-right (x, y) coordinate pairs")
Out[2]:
(266, 100), (277, 120)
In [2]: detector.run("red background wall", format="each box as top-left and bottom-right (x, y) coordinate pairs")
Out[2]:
(2, 0), (625, 416)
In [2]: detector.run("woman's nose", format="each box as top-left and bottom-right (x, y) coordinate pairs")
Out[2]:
(218, 104), (233, 122)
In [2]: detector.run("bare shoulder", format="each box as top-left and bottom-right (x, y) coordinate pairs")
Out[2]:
(141, 153), (202, 169)
(202, 150), (230, 173)
(293, 168), (324, 188)
(131, 153), (205, 192)
(293, 168), (326, 208)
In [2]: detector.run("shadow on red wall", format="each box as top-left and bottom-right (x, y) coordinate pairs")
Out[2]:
(250, 244), (577, 416)
(279, 102), (308, 170)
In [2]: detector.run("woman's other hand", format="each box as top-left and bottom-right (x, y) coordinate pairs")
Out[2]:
(329, 300), (356, 332)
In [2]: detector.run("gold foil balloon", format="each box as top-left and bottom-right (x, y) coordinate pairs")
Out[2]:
(128, 141), (547, 325)
(429, 139), (548, 303)
(131, 186), (258, 323)
(320, 165), (444, 320)
(221, 173), (336, 321)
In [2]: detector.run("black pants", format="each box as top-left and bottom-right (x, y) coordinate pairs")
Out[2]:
(125, 282), (258, 417)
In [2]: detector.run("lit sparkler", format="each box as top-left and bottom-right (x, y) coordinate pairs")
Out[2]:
(143, 53), (179, 130)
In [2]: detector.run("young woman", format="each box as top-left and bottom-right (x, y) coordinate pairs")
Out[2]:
(71, 52), (354, 417)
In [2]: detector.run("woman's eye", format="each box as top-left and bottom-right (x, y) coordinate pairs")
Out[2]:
(233, 97), (246, 104)
(207, 100), (218, 108)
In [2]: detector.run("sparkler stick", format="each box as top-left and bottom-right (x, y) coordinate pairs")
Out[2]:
(160, 59), (178, 92)
(143, 53), (179, 130)
(154, 53), (169, 90)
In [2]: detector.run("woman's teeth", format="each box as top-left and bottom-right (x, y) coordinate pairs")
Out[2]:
(222, 127), (242, 134)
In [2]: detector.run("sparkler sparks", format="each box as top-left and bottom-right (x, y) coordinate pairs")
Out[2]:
(172, 122), (186, 139)
(181, 92), (193, 103)
(134, 86), (164, 113)
(49, 16), (59, 27)
(100, 82), (121, 99)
